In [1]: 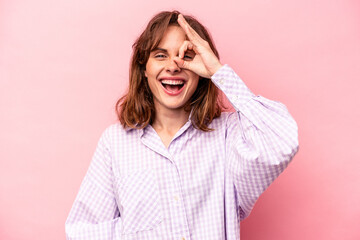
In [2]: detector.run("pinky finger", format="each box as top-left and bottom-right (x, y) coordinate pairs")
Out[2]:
(177, 14), (204, 44)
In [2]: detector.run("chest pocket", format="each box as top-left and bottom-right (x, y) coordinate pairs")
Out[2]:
(116, 168), (163, 234)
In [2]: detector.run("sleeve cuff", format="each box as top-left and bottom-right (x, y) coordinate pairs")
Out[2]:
(211, 64), (255, 110)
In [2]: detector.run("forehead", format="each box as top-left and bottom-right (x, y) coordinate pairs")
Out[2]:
(157, 25), (187, 48)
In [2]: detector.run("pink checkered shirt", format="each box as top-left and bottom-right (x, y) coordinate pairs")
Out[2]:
(65, 65), (299, 240)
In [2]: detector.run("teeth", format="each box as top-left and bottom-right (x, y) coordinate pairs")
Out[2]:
(161, 79), (184, 85)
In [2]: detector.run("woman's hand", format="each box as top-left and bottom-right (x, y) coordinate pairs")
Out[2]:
(174, 14), (223, 79)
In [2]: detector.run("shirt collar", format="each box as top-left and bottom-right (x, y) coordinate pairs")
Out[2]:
(138, 108), (194, 139)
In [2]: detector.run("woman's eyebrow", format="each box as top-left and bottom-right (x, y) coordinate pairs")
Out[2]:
(152, 47), (167, 53)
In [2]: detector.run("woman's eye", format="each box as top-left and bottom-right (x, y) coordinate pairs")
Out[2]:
(155, 54), (166, 59)
(183, 51), (195, 60)
(184, 55), (193, 60)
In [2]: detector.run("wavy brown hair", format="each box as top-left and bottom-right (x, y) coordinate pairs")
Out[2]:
(116, 10), (224, 131)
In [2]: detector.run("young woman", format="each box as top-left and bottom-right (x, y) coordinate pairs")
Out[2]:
(66, 11), (299, 240)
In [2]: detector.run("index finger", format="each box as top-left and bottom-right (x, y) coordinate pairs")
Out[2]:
(177, 14), (203, 44)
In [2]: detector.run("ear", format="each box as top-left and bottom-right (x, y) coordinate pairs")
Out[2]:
(144, 69), (148, 78)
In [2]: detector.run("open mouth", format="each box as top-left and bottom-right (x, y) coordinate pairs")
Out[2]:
(160, 79), (185, 92)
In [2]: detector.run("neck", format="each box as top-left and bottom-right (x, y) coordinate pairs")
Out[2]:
(152, 107), (190, 136)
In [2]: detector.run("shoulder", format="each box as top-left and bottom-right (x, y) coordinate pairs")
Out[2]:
(100, 122), (139, 144)
(208, 111), (238, 129)
(103, 122), (126, 134)
(210, 112), (237, 128)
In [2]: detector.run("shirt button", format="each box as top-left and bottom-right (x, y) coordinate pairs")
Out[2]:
(174, 195), (179, 201)
(181, 238), (185, 240)
(219, 79), (224, 85)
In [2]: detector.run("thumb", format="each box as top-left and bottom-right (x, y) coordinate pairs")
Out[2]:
(174, 57), (191, 70)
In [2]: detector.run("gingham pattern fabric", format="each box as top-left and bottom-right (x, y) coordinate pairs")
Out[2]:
(65, 65), (299, 240)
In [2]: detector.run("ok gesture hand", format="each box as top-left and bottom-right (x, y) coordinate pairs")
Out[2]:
(174, 14), (223, 79)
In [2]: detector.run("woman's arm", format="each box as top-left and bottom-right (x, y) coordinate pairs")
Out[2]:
(65, 129), (123, 239)
(212, 65), (299, 220)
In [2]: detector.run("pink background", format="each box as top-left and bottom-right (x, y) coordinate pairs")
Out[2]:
(1, 0), (359, 239)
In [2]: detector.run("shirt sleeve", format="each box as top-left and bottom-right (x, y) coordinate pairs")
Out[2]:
(211, 64), (299, 220)
(65, 128), (123, 239)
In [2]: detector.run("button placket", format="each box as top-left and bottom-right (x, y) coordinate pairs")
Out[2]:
(168, 164), (189, 237)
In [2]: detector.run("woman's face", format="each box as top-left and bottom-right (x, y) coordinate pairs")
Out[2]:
(145, 25), (199, 114)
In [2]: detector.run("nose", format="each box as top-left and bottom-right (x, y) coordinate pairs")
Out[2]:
(165, 58), (181, 74)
